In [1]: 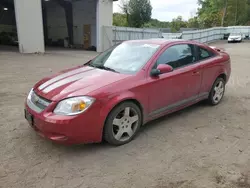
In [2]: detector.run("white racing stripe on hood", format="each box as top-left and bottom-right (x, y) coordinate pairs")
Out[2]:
(42, 70), (102, 93)
(38, 67), (87, 90)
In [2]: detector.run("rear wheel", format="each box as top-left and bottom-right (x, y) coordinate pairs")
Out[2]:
(208, 77), (225, 105)
(103, 102), (142, 146)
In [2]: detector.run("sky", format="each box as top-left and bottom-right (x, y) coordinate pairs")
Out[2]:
(113, 0), (199, 22)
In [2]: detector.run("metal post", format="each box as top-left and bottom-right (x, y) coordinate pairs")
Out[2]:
(129, 27), (131, 40)
(114, 26), (117, 44)
(200, 31), (202, 42)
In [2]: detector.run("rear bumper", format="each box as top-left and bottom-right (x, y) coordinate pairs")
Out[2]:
(24, 101), (105, 145)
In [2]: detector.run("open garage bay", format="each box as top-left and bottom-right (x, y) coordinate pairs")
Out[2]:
(1, 41), (250, 188)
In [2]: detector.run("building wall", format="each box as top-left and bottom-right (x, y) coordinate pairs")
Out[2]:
(96, 0), (113, 52)
(0, 5), (16, 26)
(14, 0), (44, 53)
(45, 0), (96, 47)
(0, 6), (16, 34)
(73, 0), (96, 47)
(45, 1), (68, 42)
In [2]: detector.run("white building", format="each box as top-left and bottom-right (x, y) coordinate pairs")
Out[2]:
(0, 0), (116, 53)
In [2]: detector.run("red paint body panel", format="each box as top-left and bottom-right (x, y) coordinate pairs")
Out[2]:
(25, 39), (231, 144)
(25, 100), (106, 144)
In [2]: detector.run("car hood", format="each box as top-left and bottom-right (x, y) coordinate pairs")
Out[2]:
(34, 65), (131, 101)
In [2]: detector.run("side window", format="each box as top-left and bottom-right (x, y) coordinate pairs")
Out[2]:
(198, 47), (214, 60)
(155, 44), (196, 69)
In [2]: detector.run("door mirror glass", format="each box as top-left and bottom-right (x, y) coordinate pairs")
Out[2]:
(151, 69), (161, 76)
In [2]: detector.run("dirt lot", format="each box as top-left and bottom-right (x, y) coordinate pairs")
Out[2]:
(1, 41), (250, 188)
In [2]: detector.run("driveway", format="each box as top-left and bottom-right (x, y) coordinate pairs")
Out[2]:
(1, 42), (250, 188)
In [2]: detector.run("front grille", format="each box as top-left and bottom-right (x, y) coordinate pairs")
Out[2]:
(30, 91), (51, 110)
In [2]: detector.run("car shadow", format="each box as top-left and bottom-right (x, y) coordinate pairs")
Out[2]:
(36, 98), (228, 153)
(57, 101), (209, 152)
(139, 100), (210, 134)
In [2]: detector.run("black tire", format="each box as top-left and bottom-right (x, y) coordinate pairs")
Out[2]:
(208, 77), (226, 106)
(103, 102), (142, 146)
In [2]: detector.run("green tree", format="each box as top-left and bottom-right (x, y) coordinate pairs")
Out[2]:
(197, 0), (250, 28)
(120, 0), (152, 28)
(119, 0), (131, 26)
(113, 13), (128, 26)
(188, 17), (199, 28)
(144, 19), (170, 28)
(170, 16), (187, 32)
(197, 0), (223, 28)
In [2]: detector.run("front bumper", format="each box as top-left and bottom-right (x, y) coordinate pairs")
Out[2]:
(228, 38), (242, 42)
(24, 99), (105, 145)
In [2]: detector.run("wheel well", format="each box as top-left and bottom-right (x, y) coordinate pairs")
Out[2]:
(218, 73), (227, 82)
(102, 99), (144, 139)
(108, 99), (144, 121)
(126, 99), (144, 117)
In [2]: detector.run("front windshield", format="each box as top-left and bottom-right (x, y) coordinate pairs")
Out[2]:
(231, 33), (241, 36)
(88, 42), (160, 74)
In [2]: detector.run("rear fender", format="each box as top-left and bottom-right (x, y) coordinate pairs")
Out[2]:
(209, 68), (228, 91)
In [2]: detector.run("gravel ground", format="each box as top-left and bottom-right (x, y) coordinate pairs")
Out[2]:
(1, 41), (250, 188)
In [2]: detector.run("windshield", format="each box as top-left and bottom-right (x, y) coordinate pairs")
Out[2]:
(88, 42), (160, 74)
(230, 33), (241, 36)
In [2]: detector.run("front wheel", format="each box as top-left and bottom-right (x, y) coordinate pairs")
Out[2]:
(207, 77), (225, 105)
(103, 102), (142, 146)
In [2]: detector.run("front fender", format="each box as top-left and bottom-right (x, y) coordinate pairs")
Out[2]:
(99, 91), (145, 125)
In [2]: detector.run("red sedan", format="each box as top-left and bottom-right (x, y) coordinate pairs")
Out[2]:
(24, 39), (231, 145)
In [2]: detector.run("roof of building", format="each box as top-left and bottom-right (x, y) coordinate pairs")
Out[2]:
(124, 38), (187, 45)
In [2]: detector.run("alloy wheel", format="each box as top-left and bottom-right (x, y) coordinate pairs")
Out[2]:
(112, 107), (139, 142)
(213, 80), (225, 104)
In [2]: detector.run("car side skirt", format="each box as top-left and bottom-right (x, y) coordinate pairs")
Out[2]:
(148, 92), (209, 118)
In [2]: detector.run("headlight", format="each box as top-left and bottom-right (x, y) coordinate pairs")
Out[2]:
(27, 88), (33, 101)
(53, 96), (95, 116)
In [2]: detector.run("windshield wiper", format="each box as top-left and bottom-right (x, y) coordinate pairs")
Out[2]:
(89, 64), (119, 73)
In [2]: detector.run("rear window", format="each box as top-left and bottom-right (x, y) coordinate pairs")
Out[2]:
(198, 47), (215, 60)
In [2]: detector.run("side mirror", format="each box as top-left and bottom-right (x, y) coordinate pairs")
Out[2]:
(151, 64), (173, 76)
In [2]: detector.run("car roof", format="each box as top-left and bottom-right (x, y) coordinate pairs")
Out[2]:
(121, 39), (212, 50)
(123, 39), (187, 45)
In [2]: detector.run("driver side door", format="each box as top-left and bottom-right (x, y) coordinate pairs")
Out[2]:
(147, 43), (202, 118)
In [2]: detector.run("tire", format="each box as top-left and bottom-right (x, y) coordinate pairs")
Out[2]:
(103, 102), (142, 146)
(208, 77), (226, 105)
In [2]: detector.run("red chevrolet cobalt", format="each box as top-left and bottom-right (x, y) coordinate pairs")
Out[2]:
(25, 39), (231, 145)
